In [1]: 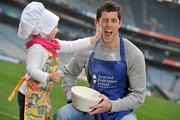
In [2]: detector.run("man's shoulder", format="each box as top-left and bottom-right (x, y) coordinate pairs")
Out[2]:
(123, 37), (143, 55)
(123, 37), (145, 69)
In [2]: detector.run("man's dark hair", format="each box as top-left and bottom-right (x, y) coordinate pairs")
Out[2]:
(96, 0), (121, 21)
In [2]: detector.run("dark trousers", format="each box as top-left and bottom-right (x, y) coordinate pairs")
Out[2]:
(18, 92), (25, 120)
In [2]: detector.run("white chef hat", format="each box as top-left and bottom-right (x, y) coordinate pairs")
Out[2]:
(18, 1), (59, 39)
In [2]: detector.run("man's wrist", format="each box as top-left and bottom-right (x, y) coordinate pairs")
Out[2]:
(108, 101), (112, 112)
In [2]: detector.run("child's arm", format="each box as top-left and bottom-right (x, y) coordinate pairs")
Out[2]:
(56, 23), (101, 53)
(26, 44), (49, 83)
(56, 37), (91, 53)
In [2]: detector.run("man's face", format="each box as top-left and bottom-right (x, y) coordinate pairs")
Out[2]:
(99, 11), (121, 44)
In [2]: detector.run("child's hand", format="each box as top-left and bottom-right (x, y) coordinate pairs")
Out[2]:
(90, 20), (102, 44)
(49, 72), (61, 83)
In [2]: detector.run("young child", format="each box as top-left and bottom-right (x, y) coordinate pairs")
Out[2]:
(8, 1), (101, 120)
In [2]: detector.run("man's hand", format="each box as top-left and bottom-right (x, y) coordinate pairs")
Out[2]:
(89, 94), (112, 115)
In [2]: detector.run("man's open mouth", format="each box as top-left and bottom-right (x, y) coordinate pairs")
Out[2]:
(105, 30), (112, 37)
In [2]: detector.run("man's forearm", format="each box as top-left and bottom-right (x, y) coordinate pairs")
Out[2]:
(110, 89), (146, 112)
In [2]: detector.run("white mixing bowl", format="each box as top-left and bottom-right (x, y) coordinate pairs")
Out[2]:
(71, 86), (102, 112)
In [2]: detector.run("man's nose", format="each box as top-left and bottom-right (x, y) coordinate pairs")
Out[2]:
(106, 20), (113, 27)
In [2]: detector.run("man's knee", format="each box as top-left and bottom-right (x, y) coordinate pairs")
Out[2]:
(53, 109), (64, 120)
(53, 104), (79, 120)
(121, 113), (137, 120)
(53, 104), (70, 120)
(53, 103), (95, 120)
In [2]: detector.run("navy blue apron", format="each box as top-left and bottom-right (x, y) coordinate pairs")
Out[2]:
(88, 37), (132, 120)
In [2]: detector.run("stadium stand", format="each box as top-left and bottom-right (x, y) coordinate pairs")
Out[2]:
(147, 66), (180, 100)
(50, 0), (180, 38)
(130, 0), (180, 37)
(0, 22), (26, 60)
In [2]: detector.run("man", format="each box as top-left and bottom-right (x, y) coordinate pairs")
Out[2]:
(54, 1), (146, 120)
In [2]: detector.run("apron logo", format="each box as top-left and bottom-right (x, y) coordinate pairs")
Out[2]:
(92, 74), (97, 84)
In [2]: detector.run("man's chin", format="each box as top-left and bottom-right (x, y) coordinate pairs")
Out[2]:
(102, 36), (112, 42)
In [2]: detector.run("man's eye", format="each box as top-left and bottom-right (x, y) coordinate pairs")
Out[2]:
(112, 19), (117, 23)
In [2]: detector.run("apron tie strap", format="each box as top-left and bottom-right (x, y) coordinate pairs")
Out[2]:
(8, 76), (26, 102)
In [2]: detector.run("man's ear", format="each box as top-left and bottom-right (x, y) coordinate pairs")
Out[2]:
(119, 19), (122, 28)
